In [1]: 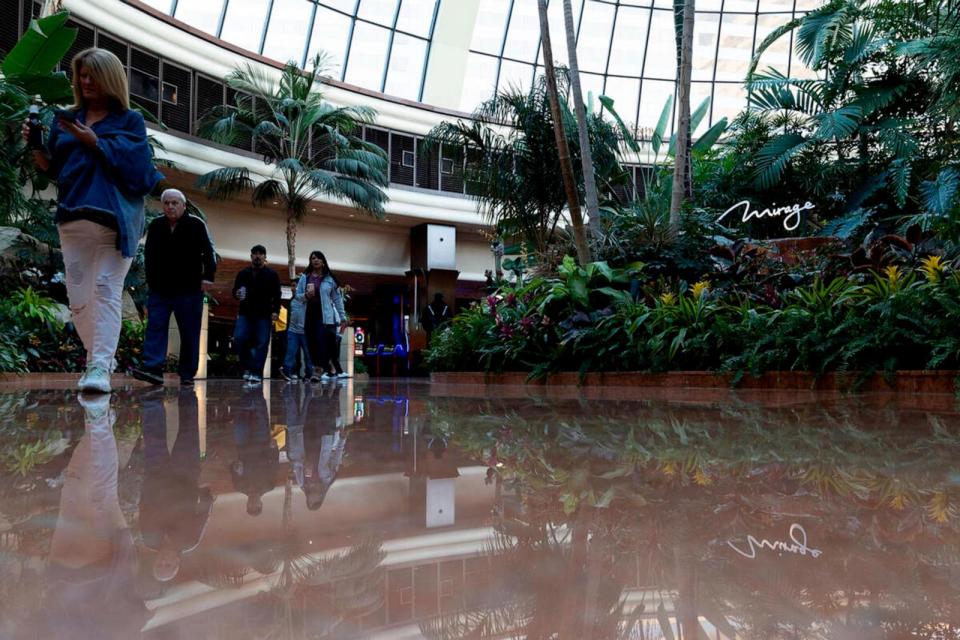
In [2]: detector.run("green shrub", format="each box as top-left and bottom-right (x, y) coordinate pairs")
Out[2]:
(428, 257), (960, 379)
(0, 287), (145, 373)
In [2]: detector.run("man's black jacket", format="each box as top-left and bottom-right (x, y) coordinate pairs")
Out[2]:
(144, 213), (216, 295)
(233, 266), (282, 318)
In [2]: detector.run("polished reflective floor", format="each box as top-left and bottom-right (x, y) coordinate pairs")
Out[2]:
(1, 379), (959, 639)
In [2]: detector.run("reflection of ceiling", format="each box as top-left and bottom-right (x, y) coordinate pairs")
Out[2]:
(137, 0), (825, 137)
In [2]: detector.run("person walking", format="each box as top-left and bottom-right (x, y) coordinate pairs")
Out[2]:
(22, 48), (164, 393)
(422, 292), (451, 339)
(232, 245), (281, 384)
(279, 272), (313, 382)
(132, 189), (216, 387)
(303, 251), (348, 382)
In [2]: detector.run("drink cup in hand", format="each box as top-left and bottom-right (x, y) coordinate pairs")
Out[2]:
(307, 282), (315, 297)
(238, 286), (247, 301)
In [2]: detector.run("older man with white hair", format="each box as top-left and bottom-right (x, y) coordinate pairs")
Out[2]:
(132, 189), (216, 386)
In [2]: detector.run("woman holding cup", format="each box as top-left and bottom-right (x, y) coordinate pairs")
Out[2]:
(300, 251), (347, 382)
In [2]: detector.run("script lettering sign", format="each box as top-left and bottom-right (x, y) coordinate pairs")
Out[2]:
(717, 200), (815, 232)
(727, 523), (822, 560)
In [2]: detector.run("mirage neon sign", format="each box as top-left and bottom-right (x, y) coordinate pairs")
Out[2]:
(717, 200), (815, 233)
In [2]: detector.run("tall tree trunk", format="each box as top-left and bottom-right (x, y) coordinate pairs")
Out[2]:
(286, 212), (298, 281)
(537, 0), (592, 265)
(669, 0), (696, 237)
(561, 0), (601, 240)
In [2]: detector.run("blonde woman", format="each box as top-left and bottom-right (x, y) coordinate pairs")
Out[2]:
(23, 48), (164, 393)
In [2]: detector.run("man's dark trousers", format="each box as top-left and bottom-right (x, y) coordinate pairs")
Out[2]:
(234, 314), (272, 375)
(143, 291), (204, 380)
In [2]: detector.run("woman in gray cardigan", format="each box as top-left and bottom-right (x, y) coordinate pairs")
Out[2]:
(303, 251), (348, 381)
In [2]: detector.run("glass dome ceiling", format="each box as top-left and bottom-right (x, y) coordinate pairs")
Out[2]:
(140, 0), (823, 137)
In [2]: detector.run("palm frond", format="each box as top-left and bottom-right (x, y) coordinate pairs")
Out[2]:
(753, 133), (808, 189)
(196, 166), (254, 200)
(795, 0), (857, 69)
(920, 168), (960, 218)
(812, 104), (862, 140)
(748, 15), (806, 78)
(888, 158), (912, 208)
(251, 179), (285, 208)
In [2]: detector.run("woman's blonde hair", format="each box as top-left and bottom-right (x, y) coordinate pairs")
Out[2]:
(70, 48), (130, 110)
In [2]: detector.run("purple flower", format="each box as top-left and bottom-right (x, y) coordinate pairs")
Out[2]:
(505, 293), (518, 307)
(487, 295), (498, 314)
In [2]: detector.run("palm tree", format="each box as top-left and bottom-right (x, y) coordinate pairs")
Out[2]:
(196, 54), (388, 281)
(669, 0), (696, 237)
(424, 75), (623, 264)
(560, 0), (602, 240)
(537, 0), (592, 265)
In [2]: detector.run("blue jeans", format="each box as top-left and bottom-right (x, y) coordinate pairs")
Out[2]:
(143, 291), (204, 379)
(282, 331), (313, 378)
(233, 314), (272, 376)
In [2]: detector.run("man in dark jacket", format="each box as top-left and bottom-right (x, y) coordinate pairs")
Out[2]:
(233, 244), (281, 383)
(133, 189), (216, 387)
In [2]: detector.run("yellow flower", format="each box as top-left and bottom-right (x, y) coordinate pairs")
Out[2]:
(661, 461), (678, 477)
(691, 280), (710, 299)
(919, 255), (945, 283)
(693, 468), (713, 486)
(659, 292), (677, 306)
(883, 265), (902, 284)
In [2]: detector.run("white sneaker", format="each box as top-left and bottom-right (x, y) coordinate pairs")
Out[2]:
(78, 393), (111, 420)
(336, 372), (350, 378)
(242, 372), (252, 382)
(79, 366), (111, 394)
(320, 372), (333, 381)
(248, 374), (263, 384)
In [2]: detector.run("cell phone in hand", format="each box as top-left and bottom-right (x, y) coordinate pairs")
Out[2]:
(54, 109), (78, 123)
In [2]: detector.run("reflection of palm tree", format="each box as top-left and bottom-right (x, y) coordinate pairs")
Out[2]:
(420, 513), (632, 640)
(261, 477), (385, 639)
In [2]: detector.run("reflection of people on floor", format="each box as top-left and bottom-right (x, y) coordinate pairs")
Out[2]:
(231, 387), (278, 516)
(139, 388), (213, 582)
(42, 394), (151, 638)
(303, 383), (346, 511)
(283, 384), (308, 488)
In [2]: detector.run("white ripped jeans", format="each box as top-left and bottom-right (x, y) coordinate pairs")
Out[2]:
(58, 220), (133, 371)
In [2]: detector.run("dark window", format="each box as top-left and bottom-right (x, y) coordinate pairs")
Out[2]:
(225, 88), (254, 152)
(96, 33), (128, 68)
(1, 0), (22, 57)
(416, 137), (438, 190)
(19, 0), (41, 43)
(130, 68), (159, 102)
(363, 127), (390, 181)
(440, 144), (464, 193)
(160, 62), (191, 133)
(391, 133), (415, 186)
(310, 125), (336, 165)
(62, 20), (95, 79)
(130, 47), (159, 76)
(194, 75), (224, 134)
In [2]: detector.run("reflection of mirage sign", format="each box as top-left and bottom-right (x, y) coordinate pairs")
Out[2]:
(727, 523), (822, 560)
(718, 200), (815, 232)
